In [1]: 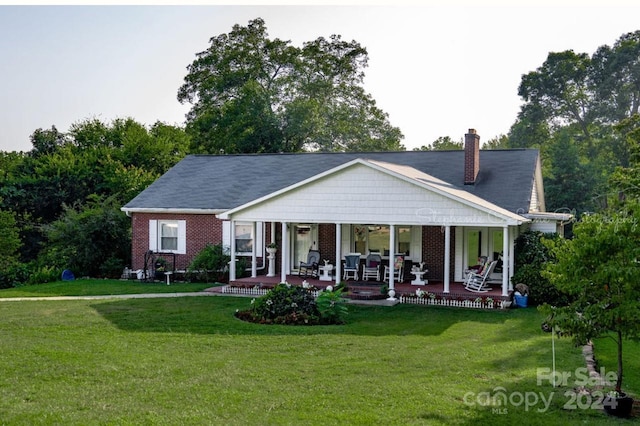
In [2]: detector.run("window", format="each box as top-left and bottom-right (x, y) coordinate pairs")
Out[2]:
(149, 220), (186, 254)
(352, 225), (411, 255)
(235, 222), (253, 254)
(160, 222), (178, 251)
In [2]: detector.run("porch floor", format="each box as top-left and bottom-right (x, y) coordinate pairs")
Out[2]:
(221, 274), (508, 301)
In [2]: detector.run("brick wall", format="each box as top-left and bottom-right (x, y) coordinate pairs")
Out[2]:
(421, 226), (456, 282)
(317, 223), (337, 265)
(131, 213), (223, 271)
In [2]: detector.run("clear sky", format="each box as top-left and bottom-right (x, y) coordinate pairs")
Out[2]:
(1, 1), (639, 152)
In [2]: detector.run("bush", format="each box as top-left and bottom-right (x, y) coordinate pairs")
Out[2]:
(187, 243), (230, 283)
(512, 230), (568, 306)
(316, 288), (348, 324)
(235, 283), (347, 325)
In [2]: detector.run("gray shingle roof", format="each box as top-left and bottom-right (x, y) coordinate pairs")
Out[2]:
(122, 149), (539, 214)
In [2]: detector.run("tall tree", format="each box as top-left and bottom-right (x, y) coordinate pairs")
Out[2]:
(178, 18), (403, 153)
(591, 30), (640, 123)
(518, 50), (594, 143)
(413, 136), (462, 151)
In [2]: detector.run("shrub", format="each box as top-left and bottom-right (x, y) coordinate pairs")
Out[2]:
(512, 230), (568, 306)
(235, 283), (347, 325)
(187, 244), (230, 283)
(316, 288), (348, 324)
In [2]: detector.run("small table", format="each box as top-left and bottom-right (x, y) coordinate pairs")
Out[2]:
(410, 270), (427, 286)
(319, 264), (333, 281)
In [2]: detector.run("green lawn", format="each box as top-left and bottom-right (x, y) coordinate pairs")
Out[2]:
(0, 278), (213, 298)
(0, 281), (636, 425)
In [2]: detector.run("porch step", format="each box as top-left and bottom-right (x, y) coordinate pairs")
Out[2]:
(344, 282), (387, 300)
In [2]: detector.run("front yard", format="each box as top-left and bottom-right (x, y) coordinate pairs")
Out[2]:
(0, 282), (636, 424)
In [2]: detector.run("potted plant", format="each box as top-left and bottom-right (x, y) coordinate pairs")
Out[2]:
(154, 257), (167, 280)
(541, 205), (640, 418)
(266, 242), (278, 254)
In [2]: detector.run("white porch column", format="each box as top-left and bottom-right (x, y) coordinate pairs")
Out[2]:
(335, 223), (341, 284)
(444, 225), (451, 293)
(251, 221), (257, 278)
(229, 220), (236, 282)
(509, 229), (515, 291)
(280, 221), (288, 283)
(502, 225), (509, 296)
(387, 224), (396, 300)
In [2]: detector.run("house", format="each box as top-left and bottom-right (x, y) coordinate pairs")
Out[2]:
(121, 129), (569, 298)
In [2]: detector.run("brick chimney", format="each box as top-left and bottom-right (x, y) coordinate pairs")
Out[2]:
(464, 128), (480, 185)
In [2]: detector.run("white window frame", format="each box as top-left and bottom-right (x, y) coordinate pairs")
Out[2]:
(149, 219), (186, 254)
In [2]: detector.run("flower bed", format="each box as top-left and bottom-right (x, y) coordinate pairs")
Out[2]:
(399, 289), (510, 310)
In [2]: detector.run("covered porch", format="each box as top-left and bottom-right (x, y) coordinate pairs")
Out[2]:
(220, 159), (529, 300)
(221, 274), (511, 309)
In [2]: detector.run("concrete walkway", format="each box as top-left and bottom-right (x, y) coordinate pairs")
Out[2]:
(0, 292), (219, 302)
(0, 290), (399, 306)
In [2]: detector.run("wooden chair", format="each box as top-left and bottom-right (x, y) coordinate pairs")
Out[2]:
(383, 254), (405, 283)
(362, 253), (382, 281)
(342, 253), (361, 281)
(464, 260), (497, 293)
(298, 250), (320, 278)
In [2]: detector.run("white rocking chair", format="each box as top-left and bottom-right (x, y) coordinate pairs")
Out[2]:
(464, 260), (497, 293)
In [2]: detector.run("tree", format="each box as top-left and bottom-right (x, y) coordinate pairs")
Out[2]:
(541, 202), (640, 396)
(591, 31), (640, 123)
(413, 136), (462, 151)
(483, 134), (510, 150)
(518, 50), (594, 142)
(543, 128), (600, 214)
(178, 18), (403, 153)
(0, 209), (21, 264)
(41, 195), (131, 278)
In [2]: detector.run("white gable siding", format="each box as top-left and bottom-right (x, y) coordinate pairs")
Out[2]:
(228, 164), (513, 226)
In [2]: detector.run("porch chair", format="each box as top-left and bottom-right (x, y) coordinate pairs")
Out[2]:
(342, 253), (361, 281)
(464, 260), (497, 293)
(298, 249), (321, 278)
(383, 254), (405, 283)
(362, 253), (382, 281)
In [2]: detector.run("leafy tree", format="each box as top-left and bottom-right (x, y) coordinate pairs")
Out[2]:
(609, 114), (640, 202)
(178, 18), (403, 153)
(541, 202), (640, 395)
(512, 230), (566, 306)
(518, 50), (594, 142)
(413, 136), (462, 151)
(0, 209), (21, 265)
(483, 134), (510, 150)
(41, 195), (131, 278)
(591, 30), (640, 123)
(543, 128), (600, 214)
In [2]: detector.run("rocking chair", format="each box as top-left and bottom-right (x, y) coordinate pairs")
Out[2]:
(464, 260), (497, 293)
(298, 250), (321, 278)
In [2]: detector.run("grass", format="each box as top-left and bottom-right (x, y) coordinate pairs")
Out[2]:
(591, 335), (640, 395)
(0, 278), (213, 298)
(0, 281), (636, 425)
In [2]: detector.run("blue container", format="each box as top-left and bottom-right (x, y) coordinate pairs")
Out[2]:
(514, 294), (528, 308)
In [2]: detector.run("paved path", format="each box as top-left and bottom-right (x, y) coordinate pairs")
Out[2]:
(0, 292), (219, 302)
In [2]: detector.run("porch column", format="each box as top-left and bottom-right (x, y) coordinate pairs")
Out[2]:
(229, 219), (236, 282)
(502, 226), (509, 296)
(251, 221), (257, 278)
(270, 222), (276, 245)
(335, 223), (341, 284)
(443, 225), (451, 293)
(509, 229), (515, 291)
(280, 221), (288, 283)
(387, 224), (396, 300)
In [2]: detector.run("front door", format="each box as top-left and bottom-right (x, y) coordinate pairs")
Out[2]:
(292, 224), (318, 269)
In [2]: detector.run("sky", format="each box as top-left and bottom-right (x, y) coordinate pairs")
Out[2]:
(1, 1), (639, 153)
